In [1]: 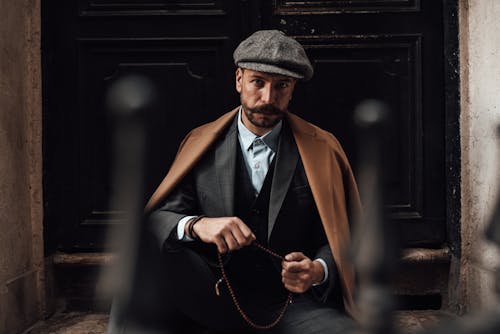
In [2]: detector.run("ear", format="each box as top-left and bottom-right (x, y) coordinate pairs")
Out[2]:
(235, 68), (243, 93)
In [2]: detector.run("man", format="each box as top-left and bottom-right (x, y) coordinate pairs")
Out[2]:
(145, 30), (361, 333)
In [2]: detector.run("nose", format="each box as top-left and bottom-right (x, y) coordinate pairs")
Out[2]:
(260, 84), (275, 104)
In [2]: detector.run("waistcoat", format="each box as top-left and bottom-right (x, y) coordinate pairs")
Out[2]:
(223, 146), (288, 307)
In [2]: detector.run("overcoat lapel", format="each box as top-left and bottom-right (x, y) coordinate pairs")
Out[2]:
(268, 124), (298, 240)
(214, 118), (238, 216)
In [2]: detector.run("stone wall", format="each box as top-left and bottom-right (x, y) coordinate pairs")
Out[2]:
(459, 0), (500, 312)
(0, 0), (45, 333)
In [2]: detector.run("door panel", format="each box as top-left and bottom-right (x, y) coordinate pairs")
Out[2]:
(274, 0), (421, 14)
(267, 0), (445, 246)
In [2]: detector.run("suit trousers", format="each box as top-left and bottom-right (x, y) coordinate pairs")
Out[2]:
(161, 246), (355, 334)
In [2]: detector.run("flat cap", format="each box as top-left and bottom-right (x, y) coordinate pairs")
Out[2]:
(233, 30), (313, 81)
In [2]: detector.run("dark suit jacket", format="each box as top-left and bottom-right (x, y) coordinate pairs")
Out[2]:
(149, 116), (337, 302)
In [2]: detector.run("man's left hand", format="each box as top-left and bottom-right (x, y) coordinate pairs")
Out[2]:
(281, 252), (325, 293)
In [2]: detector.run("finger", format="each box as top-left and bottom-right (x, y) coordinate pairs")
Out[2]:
(230, 227), (252, 247)
(223, 232), (240, 251)
(284, 252), (306, 262)
(282, 277), (298, 286)
(282, 260), (308, 273)
(282, 275), (310, 293)
(284, 282), (307, 294)
(282, 277), (308, 293)
(282, 272), (299, 284)
(214, 235), (228, 253)
(281, 269), (303, 281)
(282, 269), (310, 282)
(233, 218), (256, 241)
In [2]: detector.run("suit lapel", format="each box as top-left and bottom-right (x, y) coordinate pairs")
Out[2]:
(268, 123), (299, 240)
(214, 117), (238, 216)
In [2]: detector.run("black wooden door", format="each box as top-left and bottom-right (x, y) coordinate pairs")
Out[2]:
(42, 0), (448, 252)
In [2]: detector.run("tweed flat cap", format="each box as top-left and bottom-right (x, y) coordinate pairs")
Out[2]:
(233, 30), (313, 81)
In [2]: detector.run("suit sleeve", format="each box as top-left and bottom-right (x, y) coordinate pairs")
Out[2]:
(147, 171), (200, 251)
(312, 240), (337, 303)
(308, 195), (337, 303)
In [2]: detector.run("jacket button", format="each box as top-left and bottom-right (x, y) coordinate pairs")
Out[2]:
(252, 208), (260, 215)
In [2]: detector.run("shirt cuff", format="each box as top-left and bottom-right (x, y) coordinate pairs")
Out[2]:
(177, 216), (197, 241)
(312, 258), (328, 286)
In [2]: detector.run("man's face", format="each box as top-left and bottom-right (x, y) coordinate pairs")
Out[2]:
(235, 68), (296, 133)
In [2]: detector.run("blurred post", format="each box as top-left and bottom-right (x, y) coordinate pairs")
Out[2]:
(352, 100), (399, 334)
(485, 126), (500, 248)
(100, 74), (156, 334)
(416, 126), (500, 334)
(485, 126), (500, 299)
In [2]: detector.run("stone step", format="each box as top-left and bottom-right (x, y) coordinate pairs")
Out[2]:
(48, 247), (451, 311)
(24, 310), (457, 334)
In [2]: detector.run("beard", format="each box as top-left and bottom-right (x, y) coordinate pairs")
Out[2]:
(242, 103), (285, 129)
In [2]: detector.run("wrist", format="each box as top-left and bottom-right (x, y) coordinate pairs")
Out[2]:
(184, 220), (192, 238)
(187, 215), (206, 239)
(312, 260), (325, 284)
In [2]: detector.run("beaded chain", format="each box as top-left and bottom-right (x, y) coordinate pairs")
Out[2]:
(216, 242), (293, 330)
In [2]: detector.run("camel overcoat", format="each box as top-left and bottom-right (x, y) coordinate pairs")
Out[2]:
(145, 107), (362, 317)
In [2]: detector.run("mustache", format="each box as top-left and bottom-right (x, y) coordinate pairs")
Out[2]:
(248, 104), (282, 115)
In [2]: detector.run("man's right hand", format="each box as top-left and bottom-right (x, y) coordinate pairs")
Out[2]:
(190, 216), (256, 253)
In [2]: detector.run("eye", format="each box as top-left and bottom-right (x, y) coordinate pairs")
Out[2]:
(277, 82), (290, 89)
(252, 79), (264, 87)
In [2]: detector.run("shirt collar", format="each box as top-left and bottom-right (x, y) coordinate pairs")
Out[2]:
(237, 107), (282, 153)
